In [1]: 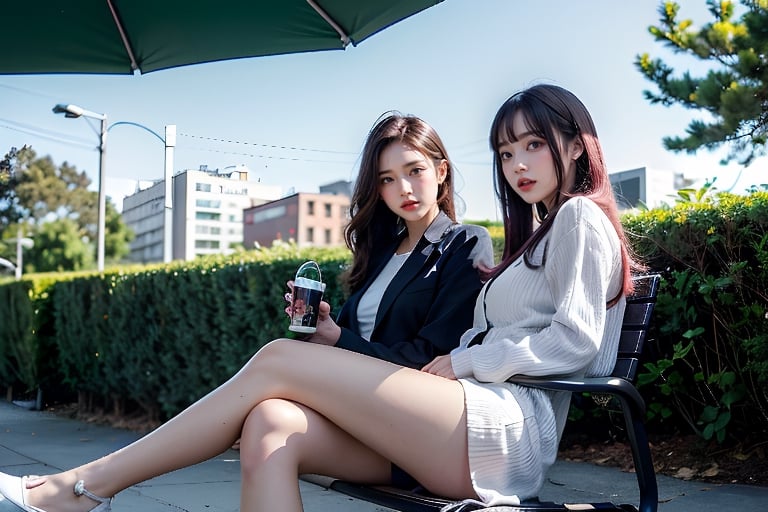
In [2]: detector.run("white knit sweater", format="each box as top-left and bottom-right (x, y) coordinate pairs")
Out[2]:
(450, 196), (625, 505)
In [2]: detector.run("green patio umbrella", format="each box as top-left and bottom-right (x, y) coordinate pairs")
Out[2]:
(3, 0), (443, 75)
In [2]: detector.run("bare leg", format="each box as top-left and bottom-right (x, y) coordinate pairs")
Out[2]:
(238, 399), (392, 512)
(25, 339), (475, 511)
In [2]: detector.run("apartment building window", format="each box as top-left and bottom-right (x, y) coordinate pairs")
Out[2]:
(196, 199), (221, 208)
(196, 212), (221, 221)
(250, 205), (286, 223)
(222, 185), (247, 195)
(324, 229), (332, 245)
(195, 225), (221, 235)
(196, 183), (212, 192)
(307, 227), (314, 242)
(195, 240), (220, 249)
(324, 203), (332, 217)
(307, 200), (315, 215)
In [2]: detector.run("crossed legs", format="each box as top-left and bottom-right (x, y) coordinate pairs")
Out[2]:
(238, 399), (393, 511)
(21, 339), (475, 512)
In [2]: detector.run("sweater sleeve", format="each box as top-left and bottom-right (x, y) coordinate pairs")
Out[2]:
(336, 226), (494, 368)
(450, 198), (621, 382)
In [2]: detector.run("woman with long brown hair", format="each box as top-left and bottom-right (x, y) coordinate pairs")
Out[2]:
(305, 112), (493, 368)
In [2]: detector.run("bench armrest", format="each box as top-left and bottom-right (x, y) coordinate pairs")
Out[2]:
(508, 374), (646, 416)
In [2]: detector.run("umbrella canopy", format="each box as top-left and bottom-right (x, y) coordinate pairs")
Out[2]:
(3, 0), (443, 75)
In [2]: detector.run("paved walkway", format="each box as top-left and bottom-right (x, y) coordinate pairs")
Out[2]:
(1, 400), (767, 511)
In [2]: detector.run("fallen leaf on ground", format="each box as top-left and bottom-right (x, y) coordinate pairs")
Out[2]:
(674, 467), (697, 480)
(701, 464), (720, 477)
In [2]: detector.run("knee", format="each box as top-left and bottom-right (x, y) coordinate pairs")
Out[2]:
(240, 338), (298, 377)
(239, 399), (307, 477)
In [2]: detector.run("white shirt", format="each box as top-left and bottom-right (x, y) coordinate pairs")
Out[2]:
(356, 251), (411, 341)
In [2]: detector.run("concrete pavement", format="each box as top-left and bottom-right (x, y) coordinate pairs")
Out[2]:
(1, 400), (767, 511)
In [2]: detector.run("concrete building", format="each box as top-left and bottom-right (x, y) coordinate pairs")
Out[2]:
(243, 187), (351, 249)
(609, 166), (685, 210)
(122, 180), (166, 263)
(319, 179), (354, 197)
(122, 165), (282, 263)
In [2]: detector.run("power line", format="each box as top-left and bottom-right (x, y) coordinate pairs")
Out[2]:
(451, 137), (489, 152)
(0, 82), (62, 100)
(0, 119), (95, 149)
(181, 145), (358, 165)
(178, 132), (359, 156)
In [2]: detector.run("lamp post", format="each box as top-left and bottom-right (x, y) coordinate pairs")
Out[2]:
(52, 103), (107, 272)
(7, 226), (34, 280)
(164, 125), (176, 263)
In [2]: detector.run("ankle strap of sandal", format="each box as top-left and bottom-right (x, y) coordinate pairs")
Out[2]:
(73, 480), (111, 505)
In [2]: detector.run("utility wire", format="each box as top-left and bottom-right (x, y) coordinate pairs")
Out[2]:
(181, 145), (358, 165)
(0, 119), (95, 149)
(178, 132), (359, 156)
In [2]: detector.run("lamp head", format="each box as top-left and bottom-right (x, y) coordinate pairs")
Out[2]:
(0, 257), (16, 272)
(52, 103), (84, 118)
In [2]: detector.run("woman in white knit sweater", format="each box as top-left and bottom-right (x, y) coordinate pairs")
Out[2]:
(0, 84), (641, 512)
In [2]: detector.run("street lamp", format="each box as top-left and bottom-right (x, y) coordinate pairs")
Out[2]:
(6, 227), (34, 280)
(15, 231), (34, 280)
(164, 125), (176, 263)
(53, 103), (107, 272)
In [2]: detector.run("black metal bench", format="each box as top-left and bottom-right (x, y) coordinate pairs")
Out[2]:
(310, 273), (661, 512)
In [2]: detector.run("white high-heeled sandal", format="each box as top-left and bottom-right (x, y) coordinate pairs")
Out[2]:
(0, 473), (111, 512)
(72, 481), (111, 511)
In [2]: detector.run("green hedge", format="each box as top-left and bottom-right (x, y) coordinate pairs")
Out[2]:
(0, 244), (350, 419)
(0, 280), (37, 395)
(623, 189), (768, 443)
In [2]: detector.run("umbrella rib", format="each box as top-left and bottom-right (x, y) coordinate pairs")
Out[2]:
(306, 0), (351, 47)
(106, 0), (140, 72)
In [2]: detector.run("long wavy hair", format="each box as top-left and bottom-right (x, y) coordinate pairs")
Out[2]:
(344, 112), (456, 292)
(487, 84), (641, 301)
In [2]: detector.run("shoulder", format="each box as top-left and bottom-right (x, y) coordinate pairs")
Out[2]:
(444, 223), (492, 249)
(446, 223), (494, 267)
(549, 197), (619, 254)
(557, 195), (601, 218)
(553, 196), (612, 232)
(452, 223), (491, 241)
(425, 213), (490, 247)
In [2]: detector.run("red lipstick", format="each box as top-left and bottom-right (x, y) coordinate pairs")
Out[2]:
(517, 178), (535, 192)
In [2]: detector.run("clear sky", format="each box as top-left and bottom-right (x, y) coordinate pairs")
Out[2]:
(0, 0), (764, 221)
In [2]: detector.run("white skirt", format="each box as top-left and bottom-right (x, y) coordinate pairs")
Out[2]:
(458, 378), (560, 505)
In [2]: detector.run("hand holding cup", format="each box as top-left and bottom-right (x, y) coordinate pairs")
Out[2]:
(288, 261), (325, 334)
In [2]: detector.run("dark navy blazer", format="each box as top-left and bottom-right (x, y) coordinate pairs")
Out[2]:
(335, 211), (493, 368)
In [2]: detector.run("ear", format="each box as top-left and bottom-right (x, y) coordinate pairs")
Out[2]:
(570, 138), (584, 161)
(436, 159), (449, 184)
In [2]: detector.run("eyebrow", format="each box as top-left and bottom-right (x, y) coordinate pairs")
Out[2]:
(377, 159), (426, 174)
(498, 130), (535, 146)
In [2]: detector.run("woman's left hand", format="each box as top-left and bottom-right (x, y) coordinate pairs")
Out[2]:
(421, 355), (457, 380)
(306, 300), (342, 346)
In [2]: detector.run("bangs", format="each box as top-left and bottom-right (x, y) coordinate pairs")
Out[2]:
(491, 105), (542, 150)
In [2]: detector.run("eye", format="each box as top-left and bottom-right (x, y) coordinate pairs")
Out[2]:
(410, 167), (426, 176)
(379, 176), (393, 185)
(527, 140), (544, 151)
(499, 150), (513, 160)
